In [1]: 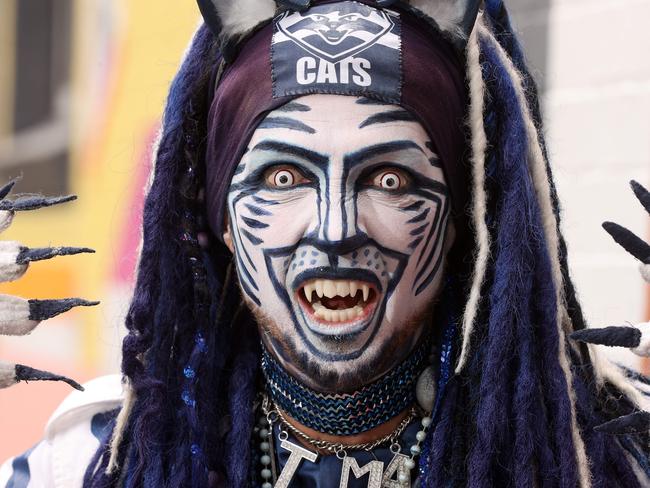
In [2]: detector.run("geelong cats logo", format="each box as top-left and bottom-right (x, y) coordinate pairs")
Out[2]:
(272, 1), (401, 97)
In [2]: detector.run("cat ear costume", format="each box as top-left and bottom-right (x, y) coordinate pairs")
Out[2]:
(1, 2), (648, 487)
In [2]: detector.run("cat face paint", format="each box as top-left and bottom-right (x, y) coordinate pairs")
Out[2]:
(225, 95), (451, 392)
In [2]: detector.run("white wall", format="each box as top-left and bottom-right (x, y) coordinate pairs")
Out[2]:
(511, 0), (650, 365)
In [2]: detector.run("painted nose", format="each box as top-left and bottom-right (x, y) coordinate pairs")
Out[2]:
(319, 189), (358, 243)
(310, 233), (371, 259)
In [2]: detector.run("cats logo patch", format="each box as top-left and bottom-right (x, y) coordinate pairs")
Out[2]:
(272, 1), (402, 102)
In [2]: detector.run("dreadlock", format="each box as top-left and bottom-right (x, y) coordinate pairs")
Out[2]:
(82, 3), (648, 487)
(420, 8), (648, 488)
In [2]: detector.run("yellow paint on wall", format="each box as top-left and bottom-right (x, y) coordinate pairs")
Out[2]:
(2, 1), (202, 369)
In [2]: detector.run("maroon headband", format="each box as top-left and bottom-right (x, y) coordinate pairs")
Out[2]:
(205, 2), (469, 237)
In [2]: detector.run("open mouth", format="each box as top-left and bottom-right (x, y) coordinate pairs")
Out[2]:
(297, 279), (378, 325)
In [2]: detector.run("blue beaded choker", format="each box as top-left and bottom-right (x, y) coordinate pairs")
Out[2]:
(261, 341), (430, 436)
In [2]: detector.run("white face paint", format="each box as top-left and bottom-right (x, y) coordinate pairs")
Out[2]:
(225, 94), (452, 392)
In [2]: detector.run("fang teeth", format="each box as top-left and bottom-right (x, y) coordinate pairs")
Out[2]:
(350, 281), (358, 297)
(312, 302), (364, 322)
(304, 283), (315, 302)
(302, 279), (373, 307)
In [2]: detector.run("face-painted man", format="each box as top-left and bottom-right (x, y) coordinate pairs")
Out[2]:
(224, 94), (454, 393)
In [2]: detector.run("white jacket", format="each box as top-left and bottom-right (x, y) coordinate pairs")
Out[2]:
(0, 375), (123, 488)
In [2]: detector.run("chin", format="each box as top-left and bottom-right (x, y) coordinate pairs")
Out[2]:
(250, 293), (433, 393)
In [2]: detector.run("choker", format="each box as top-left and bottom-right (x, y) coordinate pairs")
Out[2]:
(260, 340), (430, 436)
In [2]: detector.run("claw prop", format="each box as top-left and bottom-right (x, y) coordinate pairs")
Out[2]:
(601, 222), (650, 264)
(0, 241), (95, 282)
(594, 411), (650, 436)
(29, 298), (100, 322)
(16, 246), (95, 265)
(630, 180), (650, 214)
(0, 295), (99, 336)
(0, 180), (95, 390)
(588, 180), (650, 358)
(0, 361), (83, 391)
(602, 180), (650, 266)
(570, 326), (641, 349)
(0, 194), (77, 212)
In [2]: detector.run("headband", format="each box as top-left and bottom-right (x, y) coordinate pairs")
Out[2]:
(204, 1), (471, 236)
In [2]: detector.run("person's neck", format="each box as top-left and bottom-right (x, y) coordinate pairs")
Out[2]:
(279, 406), (412, 455)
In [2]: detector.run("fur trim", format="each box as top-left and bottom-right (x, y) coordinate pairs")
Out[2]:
(210, 0), (276, 39)
(408, 0), (479, 40)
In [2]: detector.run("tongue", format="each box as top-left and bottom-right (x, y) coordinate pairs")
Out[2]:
(321, 295), (360, 310)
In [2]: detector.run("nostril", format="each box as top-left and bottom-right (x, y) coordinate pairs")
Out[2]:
(309, 234), (370, 256)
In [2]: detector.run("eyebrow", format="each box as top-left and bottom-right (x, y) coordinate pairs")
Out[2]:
(251, 140), (329, 167)
(355, 97), (392, 106)
(345, 140), (426, 164)
(257, 116), (316, 134)
(275, 101), (312, 112)
(359, 110), (418, 129)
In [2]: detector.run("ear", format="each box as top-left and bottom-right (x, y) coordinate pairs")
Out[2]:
(222, 214), (235, 253)
(196, 0), (277, 43)
(407, 0), (481, 47)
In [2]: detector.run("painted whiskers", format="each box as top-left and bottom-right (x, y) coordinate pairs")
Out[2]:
(0, 179), (97, 391)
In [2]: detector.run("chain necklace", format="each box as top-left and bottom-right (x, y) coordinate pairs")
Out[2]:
(263, 395), (418, 456)
(256, 394), (433, 487)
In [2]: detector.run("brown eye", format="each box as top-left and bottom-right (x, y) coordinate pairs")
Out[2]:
(371, 169), (407, 191)
(265, 166), (308, 189)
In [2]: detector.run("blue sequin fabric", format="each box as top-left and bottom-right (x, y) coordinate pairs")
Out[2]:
(261, 341), (430, 435)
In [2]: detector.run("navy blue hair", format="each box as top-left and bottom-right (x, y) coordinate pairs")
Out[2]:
(84, 4), (648, 487)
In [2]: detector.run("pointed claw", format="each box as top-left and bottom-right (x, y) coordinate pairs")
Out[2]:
(570, 326), (641, 348)
(0, 194), (77, 212)
(0, 179), (18, 201)
(630, 180), (650, 214)
(602, 221), (650, 264)
(28, 298), (99, 321)
(594, 411), (650, 435)
(16, 246), (95, 265)
(14, 364), (84, 391)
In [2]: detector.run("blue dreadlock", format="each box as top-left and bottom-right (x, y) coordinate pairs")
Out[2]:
(83, 3), (649, 488)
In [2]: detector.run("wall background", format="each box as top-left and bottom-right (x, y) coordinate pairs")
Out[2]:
(0, 0), (648, 460)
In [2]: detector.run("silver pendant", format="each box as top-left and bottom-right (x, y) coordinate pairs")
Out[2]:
(274, 439), (319, 488)
(339, 457), (384, 488)
(382, 454), (411, 487)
